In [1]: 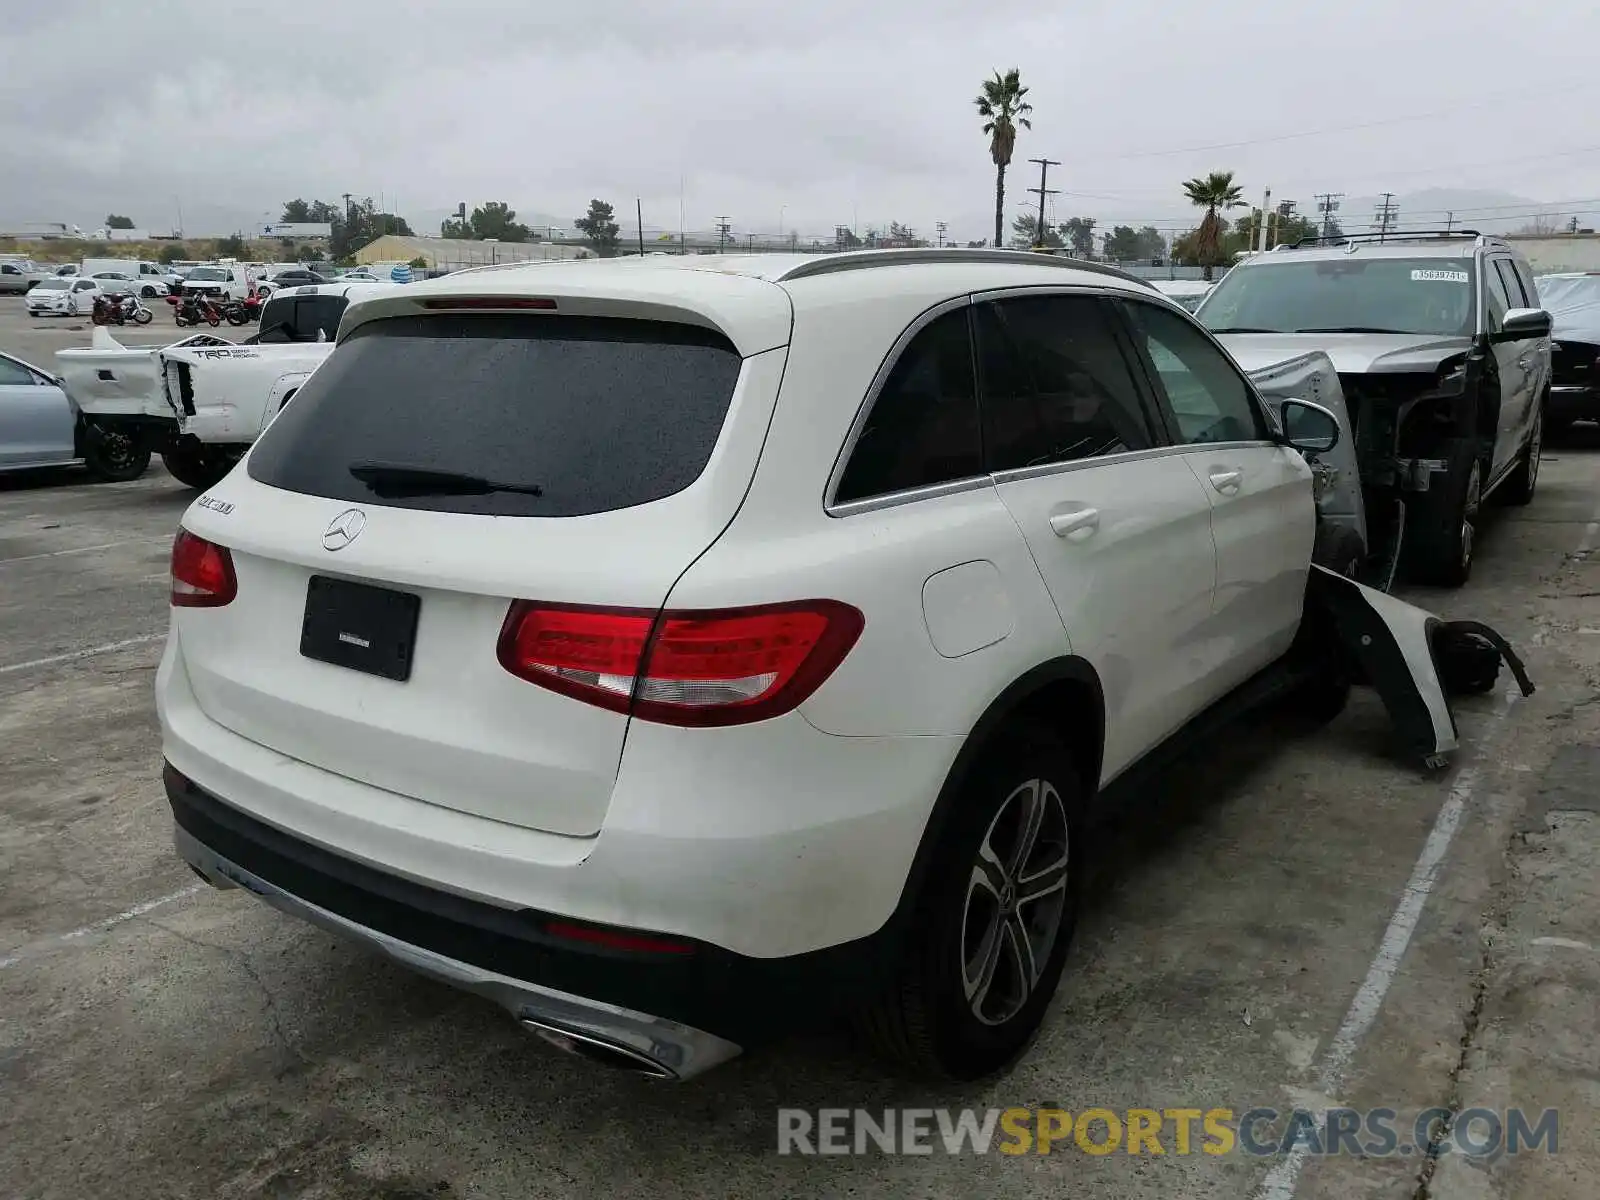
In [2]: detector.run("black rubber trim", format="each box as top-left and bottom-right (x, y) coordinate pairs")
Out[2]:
(164, 764), (894, 1044)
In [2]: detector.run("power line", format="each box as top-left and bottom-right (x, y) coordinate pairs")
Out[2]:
(1371, 194), (1400, 241)
(1315, 192), (1345, 237)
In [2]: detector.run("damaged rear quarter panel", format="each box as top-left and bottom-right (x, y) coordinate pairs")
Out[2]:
(159, 343), (334, 443)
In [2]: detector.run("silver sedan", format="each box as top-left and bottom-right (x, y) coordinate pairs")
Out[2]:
(0, 350), (150, 480)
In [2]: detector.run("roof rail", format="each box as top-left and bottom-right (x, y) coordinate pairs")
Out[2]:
(773, 247), (1156, 289)
(1290, 229), (1482, 248)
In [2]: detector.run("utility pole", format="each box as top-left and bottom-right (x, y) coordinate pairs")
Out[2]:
(1272, 199), (1298, 249)
(1026, 157), (1060, 248)
(637, 198), (645, 256)
(714, 217), (731, 253)
(935, 221), (948, 248)
(1256, 187), (1272, 252)
(1373, 193), (1400, 241)
(1444, 210), (1455, 234)
(1315, 192), (1344, 239)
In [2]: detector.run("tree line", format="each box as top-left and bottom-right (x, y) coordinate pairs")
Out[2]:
(975, 69), (1340, 278)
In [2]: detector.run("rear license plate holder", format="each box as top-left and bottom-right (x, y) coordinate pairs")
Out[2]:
(300, 575), (421, 681)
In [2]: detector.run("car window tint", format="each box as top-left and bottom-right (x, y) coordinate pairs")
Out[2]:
(1124, 300), (1266, 445)
(1494, 259), (1528, 308)
(975, 295), (1155, 471)
(1485, 261), (1512, 328)
(0, 357), (37, 387)
(1512, 259), (1539, 309)
(833, 308), (982, 504)
(249, 314), (743, 518)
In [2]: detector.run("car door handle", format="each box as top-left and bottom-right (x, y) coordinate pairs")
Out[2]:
(1048, 506), (1100, 540)
(1208, 469), (1243, 494)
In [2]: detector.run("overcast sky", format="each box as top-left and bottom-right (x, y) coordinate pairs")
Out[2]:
(4, 0), (1598, 240)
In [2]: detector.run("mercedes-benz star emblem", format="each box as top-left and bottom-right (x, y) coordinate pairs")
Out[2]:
(322, 508), (367, 551)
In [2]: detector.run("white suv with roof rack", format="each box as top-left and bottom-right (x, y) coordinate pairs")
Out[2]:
(159, 248), (1357, 1081)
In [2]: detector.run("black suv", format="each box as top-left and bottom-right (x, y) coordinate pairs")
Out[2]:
(1199, 231), (1552, 586)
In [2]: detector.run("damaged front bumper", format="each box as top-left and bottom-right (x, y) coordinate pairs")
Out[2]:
(1310, 565), (1534, 769)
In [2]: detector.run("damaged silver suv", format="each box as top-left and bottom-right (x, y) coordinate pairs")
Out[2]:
(1198, 232), (1551, 586)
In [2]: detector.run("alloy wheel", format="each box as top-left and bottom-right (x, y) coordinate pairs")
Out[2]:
(1461, 461), (1481, 572)
(1528, 412), (1542, 493)
(961, 777), (1071, 1026)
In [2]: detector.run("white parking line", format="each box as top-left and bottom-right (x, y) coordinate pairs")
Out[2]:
(1255, 691), (1520, 1200)
(0, 883), (205, 970)
(0, 536), (167, 567)
(0, 633), (164, 676)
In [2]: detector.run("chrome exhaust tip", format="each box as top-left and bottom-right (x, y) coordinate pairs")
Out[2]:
(520, 1017), (677, 1079)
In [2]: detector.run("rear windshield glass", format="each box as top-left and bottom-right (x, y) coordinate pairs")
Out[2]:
(247, 314), (743, 517)
(256, 294), (347, 343)
(1199, 257), (1477, 337)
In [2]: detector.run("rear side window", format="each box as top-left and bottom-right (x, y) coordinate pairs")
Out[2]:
(1484, 260), (1513, 327)
(256, 294), (347, 343)
(1494, 259), (1528, 308)
(975, 295), (1156, 471)
(248, 314), (743, 518)
(833, 308), (982, 504)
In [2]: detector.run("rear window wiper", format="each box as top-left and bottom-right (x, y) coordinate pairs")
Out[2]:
(348, 461), (544, 497)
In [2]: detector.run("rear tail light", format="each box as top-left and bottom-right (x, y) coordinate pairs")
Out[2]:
(497, 599), (864, 726)
(170, 529), (237, 607)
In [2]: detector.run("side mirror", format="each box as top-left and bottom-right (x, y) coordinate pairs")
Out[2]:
(1279, 397), (1341, 454)
(1496, 307), (1552, 341)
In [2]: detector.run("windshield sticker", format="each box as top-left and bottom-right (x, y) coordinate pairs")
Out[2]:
(1411, 269), (1469, 283)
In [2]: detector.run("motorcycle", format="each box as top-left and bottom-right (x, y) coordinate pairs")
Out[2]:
(119, 294), (154, 325)
(93, 292), (150, 326)
(92, 294), (123, 325)
(170, 293), (223, 327)
(222, 293), (263, 326)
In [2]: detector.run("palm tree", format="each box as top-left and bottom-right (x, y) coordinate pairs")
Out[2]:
(1182, 171), (1246, 280)
(976, 69), (1033, 249)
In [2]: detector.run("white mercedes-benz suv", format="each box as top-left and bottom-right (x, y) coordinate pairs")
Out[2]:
(157, 249), (1344, 1081)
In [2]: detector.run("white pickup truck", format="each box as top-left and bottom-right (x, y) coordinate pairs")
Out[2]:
(55, 281), (385, 489)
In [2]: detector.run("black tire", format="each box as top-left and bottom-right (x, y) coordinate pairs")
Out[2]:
(1497, 404), (1542, 507)
(161, 447), (233, 490)
(855, 723), (1082, 1080)
(141, 284), (160, 298)
(1408, 439), (1482, 588)
(83, 431), (152, 482)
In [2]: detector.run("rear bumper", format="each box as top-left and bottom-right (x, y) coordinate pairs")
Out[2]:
(167, 763), (897, 1066)
(169, 780), (740, 1078)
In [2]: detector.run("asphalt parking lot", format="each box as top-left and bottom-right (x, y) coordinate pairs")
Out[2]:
(2, 292), (1599, 1199)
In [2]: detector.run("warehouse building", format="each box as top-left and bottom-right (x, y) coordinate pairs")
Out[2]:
(354, 235), (590, 270)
